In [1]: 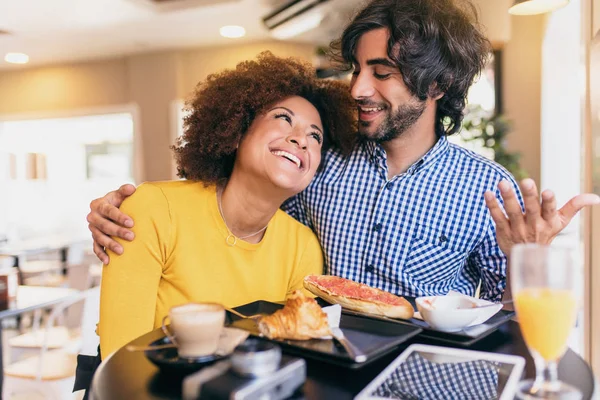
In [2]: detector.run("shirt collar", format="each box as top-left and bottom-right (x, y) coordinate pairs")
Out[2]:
(364, 140), (385, 166)
(416, 135), (449, 172)
(363, 135), (450, 175)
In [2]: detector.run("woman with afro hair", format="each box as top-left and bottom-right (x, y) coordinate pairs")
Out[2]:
(97, 52), (356, 358)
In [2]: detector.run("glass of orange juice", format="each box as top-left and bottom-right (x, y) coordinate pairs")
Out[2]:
(511, 243), (581, 399)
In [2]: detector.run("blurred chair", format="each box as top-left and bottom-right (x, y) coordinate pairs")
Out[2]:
(19, 260), (65, 288)
(89, 263), (102, 288)
(83, 247), (103, 288)
(16, 242), (88, 333)
(20, 243), (86, 288)
(8, 264), (92, 360)
(3, 288), (99, 400)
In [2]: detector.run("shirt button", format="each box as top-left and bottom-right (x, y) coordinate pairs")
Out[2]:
(373, 223), (383, 232)
(366, 265), (375, 273)
(385, 182), (392, 190)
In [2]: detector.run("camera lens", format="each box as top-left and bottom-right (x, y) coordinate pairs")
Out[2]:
(231, 339), (282, 378)
(235, 339), (276, 353)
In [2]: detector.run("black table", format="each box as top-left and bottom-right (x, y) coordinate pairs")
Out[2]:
(90, 320), (595, 400)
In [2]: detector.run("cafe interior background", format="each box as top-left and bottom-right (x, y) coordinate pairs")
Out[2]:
(0, 0), (599, 398)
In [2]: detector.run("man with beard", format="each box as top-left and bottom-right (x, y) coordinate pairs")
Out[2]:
(86, 0), (599, 301)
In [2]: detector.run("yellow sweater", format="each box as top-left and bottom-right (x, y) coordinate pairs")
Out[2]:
(99, 181), (323, 357)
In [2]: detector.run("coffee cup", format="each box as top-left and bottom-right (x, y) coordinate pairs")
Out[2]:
(161, 303), (225, 358)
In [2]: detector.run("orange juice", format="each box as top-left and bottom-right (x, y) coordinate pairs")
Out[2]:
(515, 288), (578, 361)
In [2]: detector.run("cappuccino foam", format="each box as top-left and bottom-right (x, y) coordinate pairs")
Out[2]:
(171, 303), (224, 324)
(168, 302), (225, 358)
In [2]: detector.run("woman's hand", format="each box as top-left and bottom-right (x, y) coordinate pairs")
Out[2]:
(485, 178), (600, 256)
(87, 184), (137, 264)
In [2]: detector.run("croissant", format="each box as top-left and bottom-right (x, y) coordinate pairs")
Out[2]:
(258, 290), (331, 340)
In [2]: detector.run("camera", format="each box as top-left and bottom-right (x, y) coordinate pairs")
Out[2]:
(183, 339), (306, 400)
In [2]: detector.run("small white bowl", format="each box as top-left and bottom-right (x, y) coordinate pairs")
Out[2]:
(415, 295), (484, 332)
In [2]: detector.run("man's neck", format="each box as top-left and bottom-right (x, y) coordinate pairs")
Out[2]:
(381, 121), (438, 179)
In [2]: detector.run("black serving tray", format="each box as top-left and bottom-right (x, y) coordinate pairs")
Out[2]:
(227, 300), (422, 369)
(328, 296), (515, 347)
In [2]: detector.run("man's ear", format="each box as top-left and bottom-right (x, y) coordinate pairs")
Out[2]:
(428, 82), (445, 101)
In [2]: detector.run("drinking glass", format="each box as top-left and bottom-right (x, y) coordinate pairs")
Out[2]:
(511, 244), (581, 399)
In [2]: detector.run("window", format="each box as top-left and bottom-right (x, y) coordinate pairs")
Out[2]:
(449, 51), (501, 160)
(0, 112), (135, 241)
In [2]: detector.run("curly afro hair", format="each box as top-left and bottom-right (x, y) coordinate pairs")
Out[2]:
(172, 51), (357, 182)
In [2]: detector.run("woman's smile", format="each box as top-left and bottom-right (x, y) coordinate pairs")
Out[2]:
(270, 149), (305, 170)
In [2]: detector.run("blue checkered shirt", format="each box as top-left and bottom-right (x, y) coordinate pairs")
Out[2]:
(282, 136), (523, 301)
(372, 352), (500, 399)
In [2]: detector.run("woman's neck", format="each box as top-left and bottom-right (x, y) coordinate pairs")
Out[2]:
(218, 175), (283, 244)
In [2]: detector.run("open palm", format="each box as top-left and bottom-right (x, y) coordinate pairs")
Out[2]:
(484, 179), (600, 256)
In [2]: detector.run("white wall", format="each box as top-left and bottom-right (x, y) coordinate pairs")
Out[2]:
(589, 0), (600, 373)
(541, 0), (584, 236)
(594, 0), (600, 35)
(540, 0), (586, 355)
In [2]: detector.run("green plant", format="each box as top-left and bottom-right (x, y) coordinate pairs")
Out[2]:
(315, 46), (329, 57)
(460, 105), (528, 180)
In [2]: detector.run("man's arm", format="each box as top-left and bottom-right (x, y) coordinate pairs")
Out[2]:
(473, 177), (523, 302)
(469, 225), (507, 302)
(87, 184), (137, 264)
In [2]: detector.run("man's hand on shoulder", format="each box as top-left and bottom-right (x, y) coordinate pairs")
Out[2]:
(87, 184), (137, 264)
(484, 178), (600, 256)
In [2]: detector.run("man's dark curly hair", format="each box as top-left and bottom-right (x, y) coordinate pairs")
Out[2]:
(172, 52), (356, 182)
(331, 0), (490, 136)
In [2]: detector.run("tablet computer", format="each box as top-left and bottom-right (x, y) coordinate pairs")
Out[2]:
(355, 344), (525, 400)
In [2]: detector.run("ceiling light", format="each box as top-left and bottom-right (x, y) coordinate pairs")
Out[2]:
(219, 25), (246, 39)
(509, 0), (569, 15)
(4, 53), (29, 64)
